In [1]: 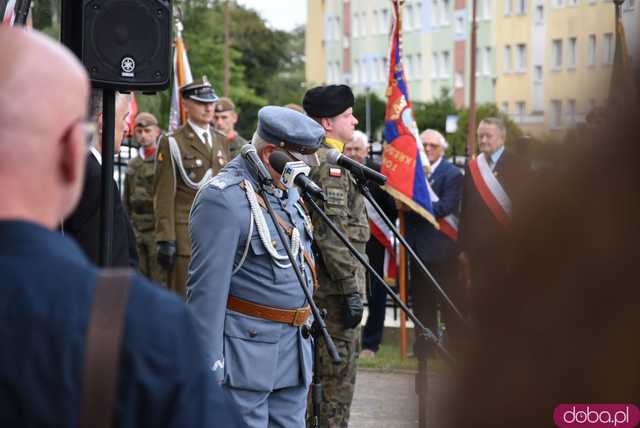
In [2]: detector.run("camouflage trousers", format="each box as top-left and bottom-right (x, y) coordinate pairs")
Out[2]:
(135, 231), (167, 286)
(307, 326), (360, 428)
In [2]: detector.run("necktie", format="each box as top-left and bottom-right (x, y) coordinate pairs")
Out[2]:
(487, 155), (494, 171)
(203, 132), (210, 147)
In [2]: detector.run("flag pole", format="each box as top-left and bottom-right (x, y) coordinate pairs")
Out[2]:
(399, 209), (408, 359)
(223, 0), (231, 97)
(467, 0), (478, 160)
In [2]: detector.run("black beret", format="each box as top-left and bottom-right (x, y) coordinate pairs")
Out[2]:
(302, 85), (355, 118)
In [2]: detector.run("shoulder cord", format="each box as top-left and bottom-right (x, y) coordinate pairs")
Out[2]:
(231, 210), (254, 275)
(243, 179), (300, 269)
(168, 136), (213, 191)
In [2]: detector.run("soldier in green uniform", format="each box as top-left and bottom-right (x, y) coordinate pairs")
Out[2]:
(303, 85), (370, 428)
(213, 97), (248, 160)
(153, 77), (229, 299)
(124, 112), (165, 284)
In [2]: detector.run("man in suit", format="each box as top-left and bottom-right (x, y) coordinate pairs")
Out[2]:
(187, 106), (324, 427)
(154, 77), (229, 298)
(458, 117), (530, 324)
(63, 89), (138, 268)
(0, 25), (241, 427)
(405, 129), (463, 359)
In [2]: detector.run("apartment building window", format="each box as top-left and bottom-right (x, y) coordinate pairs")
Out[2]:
(373, 10), (379, 34)
(516, 43), (527, 72)
(504, 0), (512, 15)
(455, 14), (465, 33)
(568, 0), (578, 5)
(504, 45), (512, 73)
(553, 0), (563, 7)
(552, 39), (563, 69)
(567, 99), (577, 125)
(588, 34), (596, 66)
(383, 57), (389, 79)
(515, 0), (527, 15)
(353, 60), (360, 84)
(568, 37), (577, 68)
(516, 101), (526, 119)
(353, 13), (359, 38)
(551, 100), (563, 128)
(534, 65), (543, 81)
(334, 17), (341, 41)
(476, 48), (482, 76)
(501, 102), (509, 113)
(361, 12), (368, 36)
(442, 51), (451, 78)
(483, 0), (492, 18)
(455, 72), (464, 88)
(442, 0), (451, 24)
(416, 53), (423, 78)
(406, 4), (414, 30)
(603, 33), (613, 65)
(432, 0), (439, 26)
(406, 55), (413, 80)
(414, 3), (423, 29)
(623, 0), (634, 10)
(484, 47), (492, 76)
(432, 52), (440, 77)
(535, 5), (544, 23)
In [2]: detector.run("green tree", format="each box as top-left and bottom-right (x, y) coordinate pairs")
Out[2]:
(413, 88), (459, 146)
(353, 92), (386, 139)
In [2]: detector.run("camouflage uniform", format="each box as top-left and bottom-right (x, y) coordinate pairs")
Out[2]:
(124, 152), (166, 284)
(307, 141), (370, 428)
(225, 133), (248, 161)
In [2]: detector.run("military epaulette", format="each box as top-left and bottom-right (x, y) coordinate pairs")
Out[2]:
(212, 128), (227, 138)
(209, 172), (243, 190)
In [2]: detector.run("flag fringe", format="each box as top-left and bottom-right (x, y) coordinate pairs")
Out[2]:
(382, 185), (439, 229)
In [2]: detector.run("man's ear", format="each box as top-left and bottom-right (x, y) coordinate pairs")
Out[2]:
(321, 117), (332, 132)
(260, 144), (275, 165)
(232, 111), (238, 125)
(59, 122), (86, 185)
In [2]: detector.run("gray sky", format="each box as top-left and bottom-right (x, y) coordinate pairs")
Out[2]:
(236, 0), (307, 32)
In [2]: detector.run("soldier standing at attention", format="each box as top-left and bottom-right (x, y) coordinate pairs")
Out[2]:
(187, 106), (324, 427)
(302, 85), (370, 428)
(213, 97), (248, 160)
(154, 77), (228, 298)
(124, 112), (165, 284)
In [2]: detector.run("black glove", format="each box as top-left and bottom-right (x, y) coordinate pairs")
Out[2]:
(157, 240), (177, 271)
(342, 292), (364, 329)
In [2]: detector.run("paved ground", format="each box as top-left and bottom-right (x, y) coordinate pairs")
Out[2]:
(349, 368), (444, 428)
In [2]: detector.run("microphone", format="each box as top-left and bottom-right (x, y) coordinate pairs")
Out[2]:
(268, 151), (326, 200)
(326, 149), (387, 186)
(241, 145), (273, 185)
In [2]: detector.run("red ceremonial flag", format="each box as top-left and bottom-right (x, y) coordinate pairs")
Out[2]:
(381, 0), (438, 228)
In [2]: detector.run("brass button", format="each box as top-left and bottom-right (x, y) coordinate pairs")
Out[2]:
(248, 329), (257, 338)
(272, 240), (278, 247)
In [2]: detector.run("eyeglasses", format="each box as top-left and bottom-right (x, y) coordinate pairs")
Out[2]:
(423, 143), (441, 150)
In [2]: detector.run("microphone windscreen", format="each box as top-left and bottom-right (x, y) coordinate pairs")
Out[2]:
(268, 151), (291, 174)
(326, 148), (341, 165)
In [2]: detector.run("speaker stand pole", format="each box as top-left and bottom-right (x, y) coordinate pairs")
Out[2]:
(99, 89), (115, 267)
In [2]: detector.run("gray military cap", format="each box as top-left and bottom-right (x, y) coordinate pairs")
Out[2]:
(257, 105), (325, 166)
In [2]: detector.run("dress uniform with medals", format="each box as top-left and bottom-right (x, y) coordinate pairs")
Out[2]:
(153, 77), (230, 298)
(186, 106), (324, 428)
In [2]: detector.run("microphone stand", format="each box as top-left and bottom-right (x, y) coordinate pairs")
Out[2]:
(254, 182), (340, 428)
(355, 177), (468, 326)
(303, 193), (455, 365)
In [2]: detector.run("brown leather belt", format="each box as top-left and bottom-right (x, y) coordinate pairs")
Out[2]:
(227, 295), (311, 327)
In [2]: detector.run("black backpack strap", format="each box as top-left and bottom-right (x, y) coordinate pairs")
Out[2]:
(78, 269), (132, 428)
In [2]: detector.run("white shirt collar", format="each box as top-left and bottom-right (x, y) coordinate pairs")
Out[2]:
(89, 146), (102, 166)
(429, 156), (443, 176)
(490, 145), (505, 168)
(188, 120), (211, 145)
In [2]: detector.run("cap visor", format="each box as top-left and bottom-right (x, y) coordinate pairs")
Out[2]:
(289, 151), (319, 167)
(189, 94), (218, 103)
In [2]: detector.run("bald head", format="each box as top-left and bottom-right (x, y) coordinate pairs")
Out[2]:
(0, 27), (90, 228)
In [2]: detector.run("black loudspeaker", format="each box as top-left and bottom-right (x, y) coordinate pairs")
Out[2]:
(61, 0), (172, 91)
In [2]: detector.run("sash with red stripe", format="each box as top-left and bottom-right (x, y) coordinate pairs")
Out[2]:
(468, 153), (512, 227)
(426, 177), (459, 241)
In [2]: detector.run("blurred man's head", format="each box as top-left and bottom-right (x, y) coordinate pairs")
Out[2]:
(420, 129), (448, 164)
(477, 117), (506, 156)
(181, 77), (218, 128)
(133, 112), (160, 148)
(90, 90), (131, 153)
(344, 130), (369, 164)
(303, 85), (359, 144)
(213, 97), (238, 135)
(0, 27), (90, 227)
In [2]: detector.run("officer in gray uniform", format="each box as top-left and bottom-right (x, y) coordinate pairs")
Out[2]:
(187, 106), (325, 428)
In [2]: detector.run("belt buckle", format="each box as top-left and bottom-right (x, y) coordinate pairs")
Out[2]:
(291, 308), (306, 326)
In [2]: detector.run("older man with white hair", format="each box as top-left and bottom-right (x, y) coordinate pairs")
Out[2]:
(406, 129), (463, 360)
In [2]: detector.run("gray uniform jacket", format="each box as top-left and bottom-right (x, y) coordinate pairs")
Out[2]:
(186, 156), (314, 392)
